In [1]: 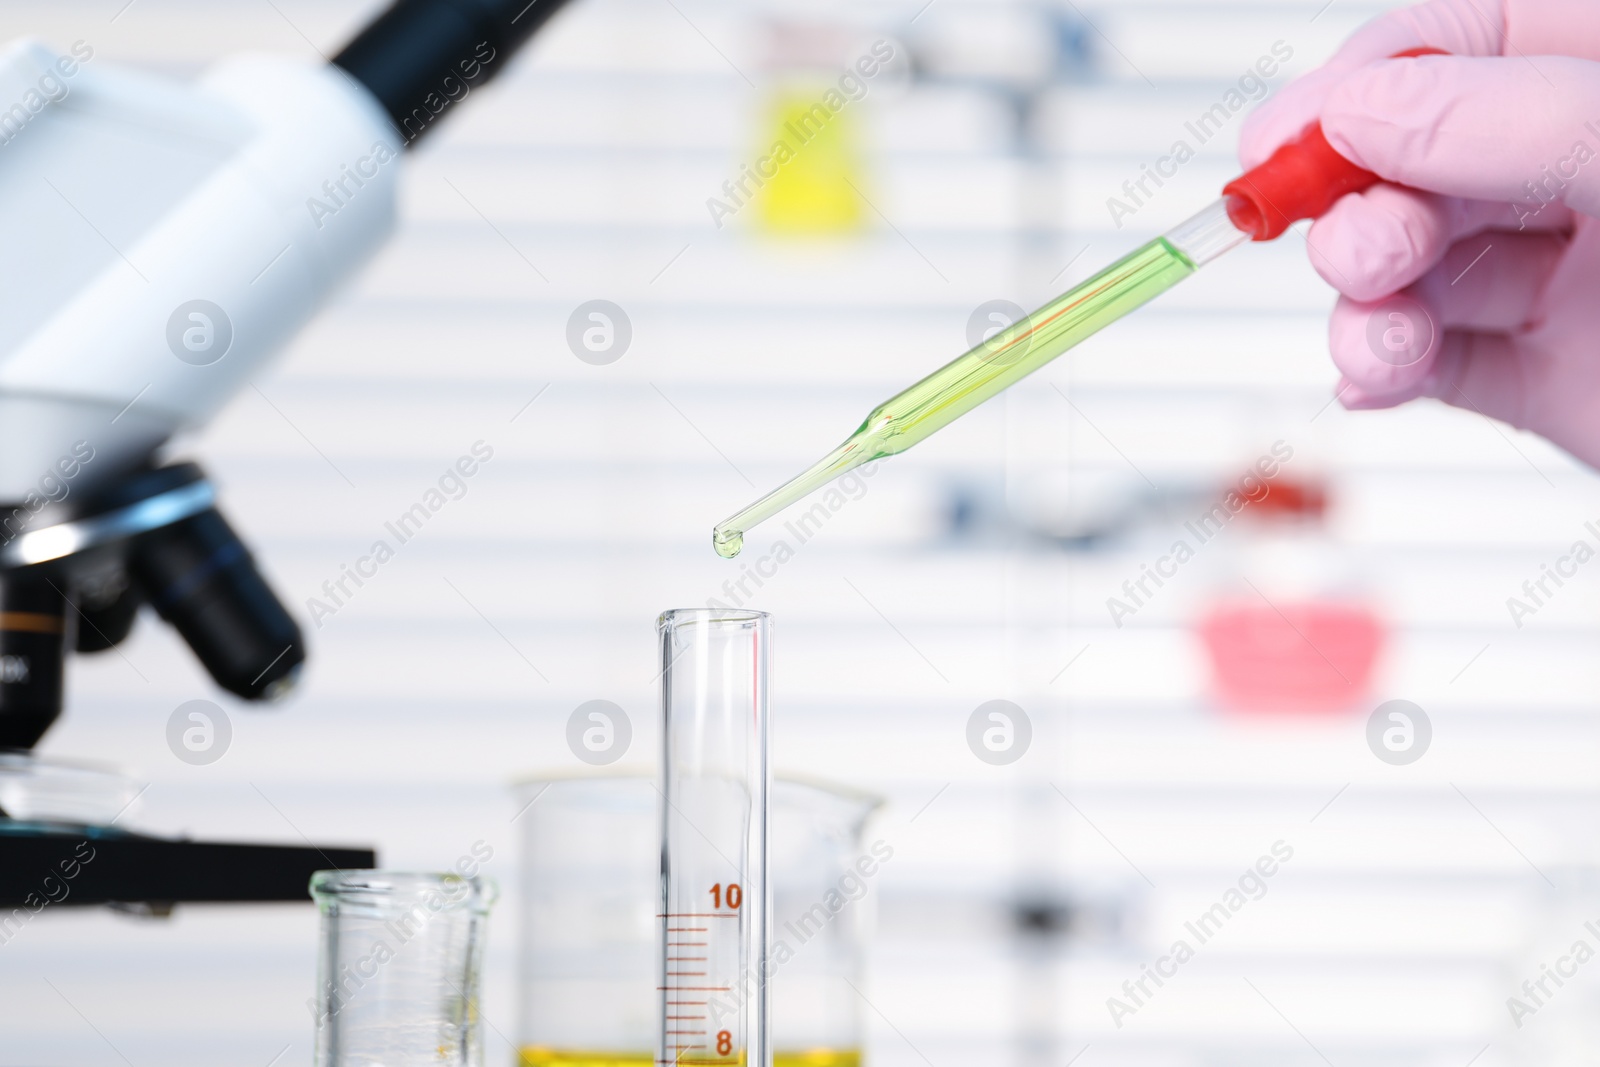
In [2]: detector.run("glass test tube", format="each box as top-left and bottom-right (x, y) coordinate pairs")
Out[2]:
(658, 609), (770, 1067)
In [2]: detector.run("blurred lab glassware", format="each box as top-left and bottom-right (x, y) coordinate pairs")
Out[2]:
(311, 870), (497, 1067)
(513, 775), (881, 1067)
(768, 778), (883, 1067)
(1508, 871), (1600, 1064)
(1191, 473), (1387, 715)
(515, 775), (658, 1067)
(753, 22), (870, 235)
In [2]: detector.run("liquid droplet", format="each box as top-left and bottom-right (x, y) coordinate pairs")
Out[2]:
(713, 528), (743, 559)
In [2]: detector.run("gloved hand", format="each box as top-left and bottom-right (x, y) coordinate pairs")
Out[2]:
(1238, 0), (1600, 468)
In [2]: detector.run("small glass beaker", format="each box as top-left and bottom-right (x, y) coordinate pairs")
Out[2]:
(311, 870), (497, 1067)
(513, 777), (881, 1067)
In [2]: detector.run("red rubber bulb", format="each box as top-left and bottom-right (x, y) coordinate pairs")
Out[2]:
(1223, 48), (1449, 241)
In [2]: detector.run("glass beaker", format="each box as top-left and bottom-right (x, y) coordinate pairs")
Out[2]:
(310, 870), (497, 1067)
(512, 775), (881, 1067)
(767, 779), (883, 1067)
(515, 776), (659, 1067)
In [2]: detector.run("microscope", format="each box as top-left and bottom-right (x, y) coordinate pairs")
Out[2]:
(0, 0), (569, 908)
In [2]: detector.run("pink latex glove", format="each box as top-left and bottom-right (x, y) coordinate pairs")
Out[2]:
(1238, 0), (1600, 468)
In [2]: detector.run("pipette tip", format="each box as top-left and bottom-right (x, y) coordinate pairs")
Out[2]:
(712, 527), (744, 559)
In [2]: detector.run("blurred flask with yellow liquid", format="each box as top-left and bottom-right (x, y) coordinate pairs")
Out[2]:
(754, 90), (863, 234)
(744, 23), (895, 236)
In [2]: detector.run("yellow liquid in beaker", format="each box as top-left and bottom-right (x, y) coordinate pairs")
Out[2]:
(776, 1051), (862, 1067)
(516, 1049), (860, 1067)
(518, 1051), (653, 1067)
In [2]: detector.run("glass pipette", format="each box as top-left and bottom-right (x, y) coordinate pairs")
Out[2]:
(713, 199), (1245, 559)
(711, 52), (1442, 559)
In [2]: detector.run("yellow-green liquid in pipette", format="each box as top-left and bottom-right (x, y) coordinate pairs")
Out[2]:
(711, 236), (1197, 558)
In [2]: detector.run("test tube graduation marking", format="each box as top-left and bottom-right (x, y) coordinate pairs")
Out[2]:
(657, 609), (771, 1067)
